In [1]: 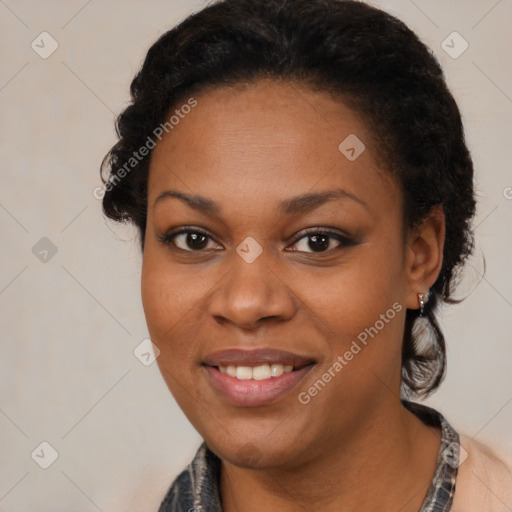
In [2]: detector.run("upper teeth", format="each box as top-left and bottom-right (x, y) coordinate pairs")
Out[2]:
(219, 364), (294, 380)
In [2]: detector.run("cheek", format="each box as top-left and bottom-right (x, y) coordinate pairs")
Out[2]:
(141, 260), (178, 337)
(141, 252), (205, 409)
(297, 236), (407, 388)
(140, 243), (225, 387)
(141, 237), (206, 324)
(141, 248), (200, 358)
(302, 244), (404, 333)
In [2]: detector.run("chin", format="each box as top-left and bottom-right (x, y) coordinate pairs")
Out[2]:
(206, 431), (307, 471)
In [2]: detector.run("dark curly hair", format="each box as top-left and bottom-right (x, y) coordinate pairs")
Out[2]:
(100, 0), (476, 398)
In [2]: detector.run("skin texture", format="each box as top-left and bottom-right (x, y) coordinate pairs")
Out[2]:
(141, 80), (445, 512)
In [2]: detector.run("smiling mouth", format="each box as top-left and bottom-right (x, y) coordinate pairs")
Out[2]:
(201, 348), (316, 406)
(213, 362), (314, 380)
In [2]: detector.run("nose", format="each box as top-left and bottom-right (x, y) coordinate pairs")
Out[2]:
(207, 250), (297, 331)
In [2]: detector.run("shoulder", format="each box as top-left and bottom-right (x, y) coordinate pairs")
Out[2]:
(157, 443), (222, 512)
(452, 435), (512, 511)
(158, 466), (195, 512)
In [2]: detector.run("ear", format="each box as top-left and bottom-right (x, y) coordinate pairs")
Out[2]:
(404, 206), (445, 311)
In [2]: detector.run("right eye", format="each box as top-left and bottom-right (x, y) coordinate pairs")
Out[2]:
(158, 228), (223, 252)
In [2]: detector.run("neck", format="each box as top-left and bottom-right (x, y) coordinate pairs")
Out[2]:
(220, 401), (441, 512)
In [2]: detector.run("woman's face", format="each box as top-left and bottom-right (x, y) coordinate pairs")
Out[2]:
(141, 80), (421, 469)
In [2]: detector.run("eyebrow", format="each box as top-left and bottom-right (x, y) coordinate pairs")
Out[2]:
(153, 188), (367, 216)
(154, 190), (221, 215)
(279, 188), (367, 215)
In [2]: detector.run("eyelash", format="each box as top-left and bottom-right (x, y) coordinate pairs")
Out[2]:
(157, 226), (356, 254)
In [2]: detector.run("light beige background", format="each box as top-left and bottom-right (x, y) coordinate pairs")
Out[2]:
(1, 1), (511, 511)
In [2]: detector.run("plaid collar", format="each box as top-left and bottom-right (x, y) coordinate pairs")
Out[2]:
(158, 400), (459, 512)
(404, 400), (460, 511)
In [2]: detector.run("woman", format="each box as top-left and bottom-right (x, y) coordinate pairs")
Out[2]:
(100, 0), (511, 510)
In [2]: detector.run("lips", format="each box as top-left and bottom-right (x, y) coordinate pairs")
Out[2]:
(202, 348), (315, 407)
(203, 348), (314, 368)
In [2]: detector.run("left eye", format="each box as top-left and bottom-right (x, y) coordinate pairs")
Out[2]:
(288, 231), (352, 253)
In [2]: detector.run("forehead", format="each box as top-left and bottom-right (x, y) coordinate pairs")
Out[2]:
(148, 79), (399, 216)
